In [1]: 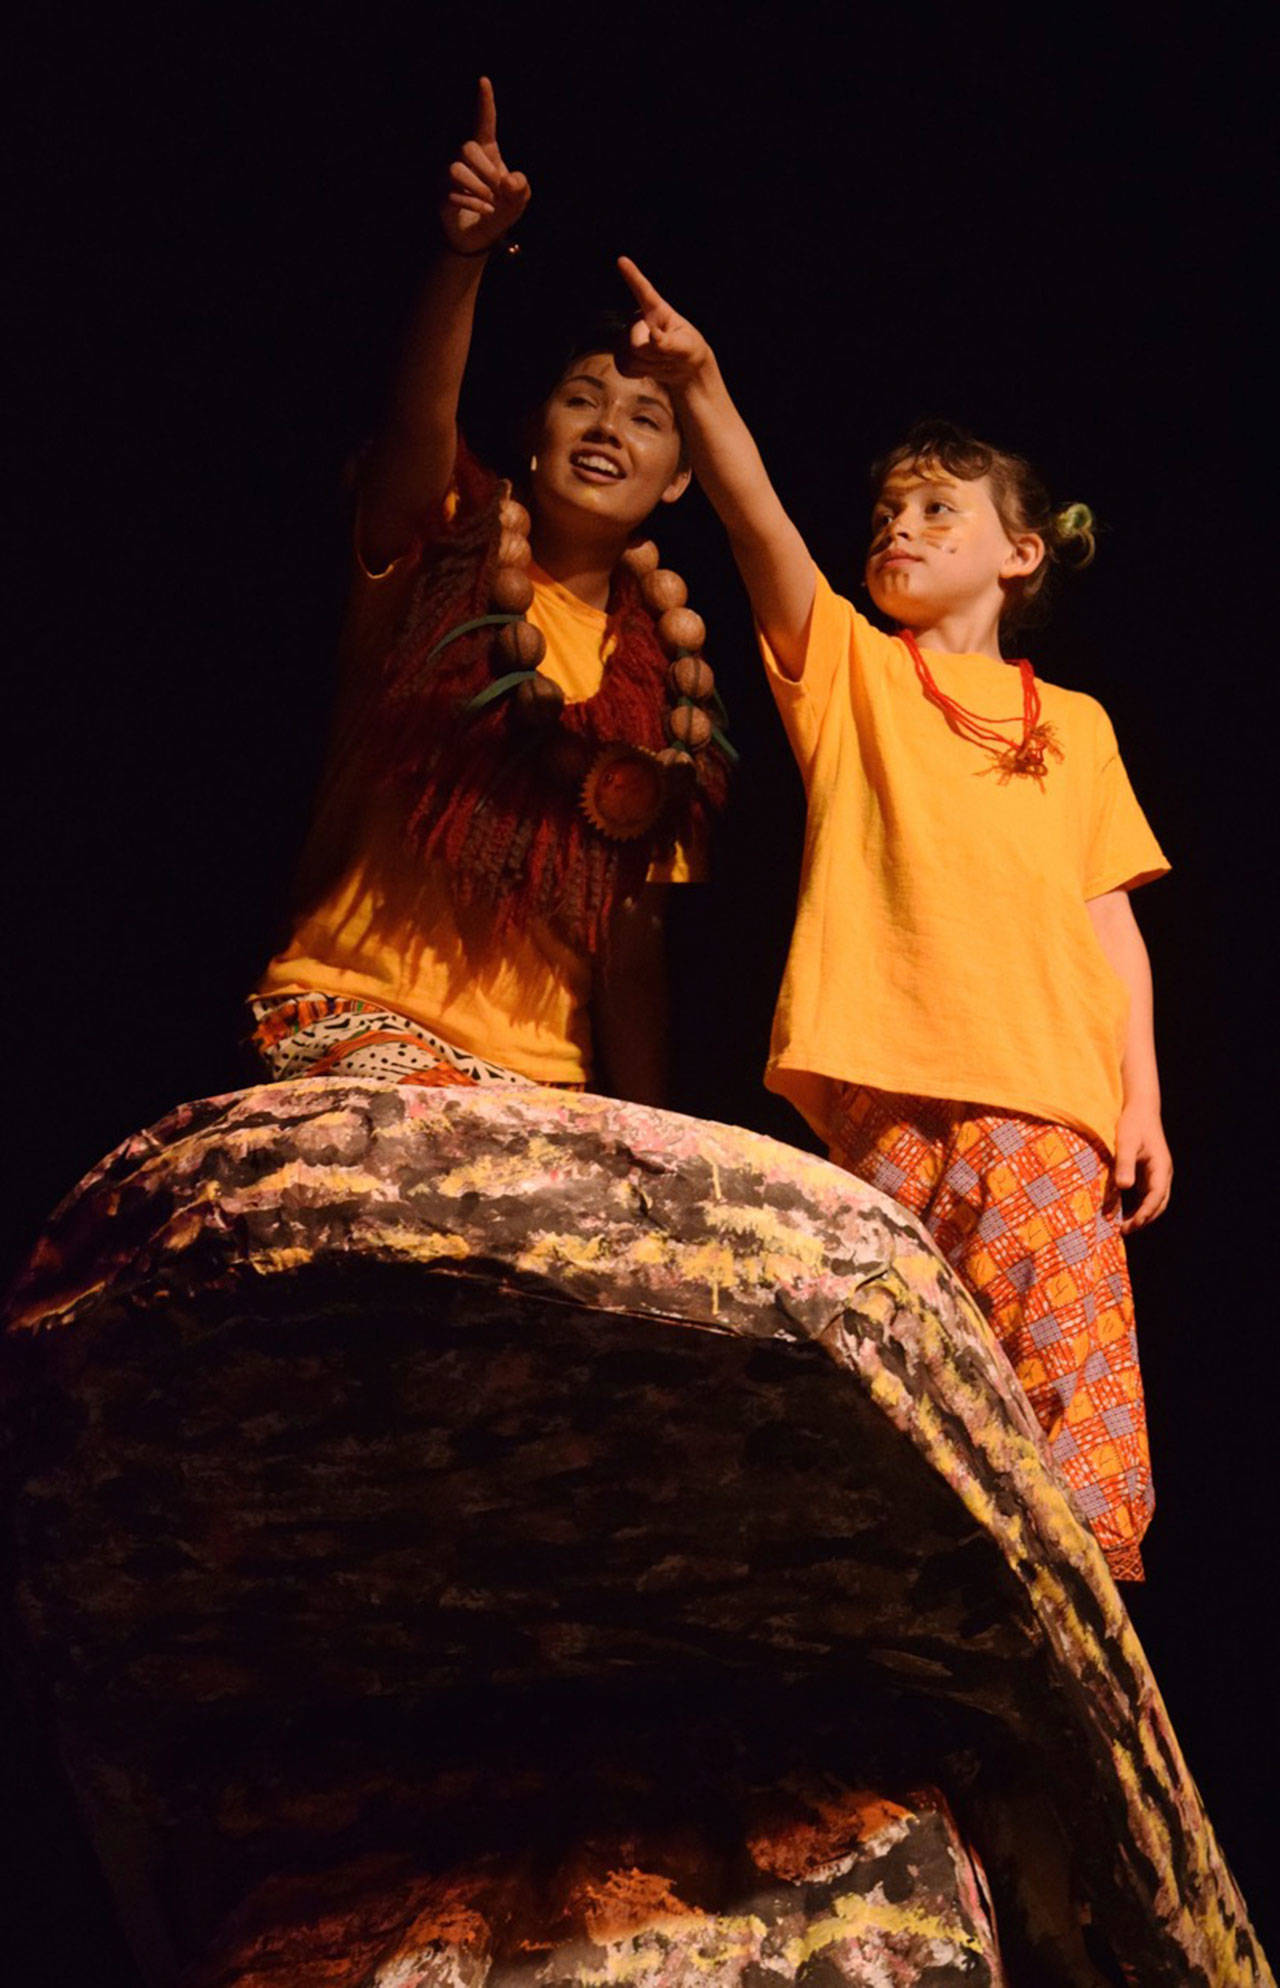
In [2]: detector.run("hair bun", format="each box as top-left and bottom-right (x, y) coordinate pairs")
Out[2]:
(1054, 501), (1097, 566)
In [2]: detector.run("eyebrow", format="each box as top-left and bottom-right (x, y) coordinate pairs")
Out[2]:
(562, 372), (674, 418)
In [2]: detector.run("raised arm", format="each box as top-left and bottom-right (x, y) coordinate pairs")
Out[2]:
(617, 258), (815, 677)
(360, 78), (531, 573)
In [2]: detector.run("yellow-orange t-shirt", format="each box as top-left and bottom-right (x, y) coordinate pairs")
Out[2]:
(257, 554), (695, 1085)
(760, 570), (1169, 1156)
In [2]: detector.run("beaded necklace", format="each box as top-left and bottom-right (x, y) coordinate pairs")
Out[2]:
(898, 627), (1061, 785)
(428, 494), (736, 840)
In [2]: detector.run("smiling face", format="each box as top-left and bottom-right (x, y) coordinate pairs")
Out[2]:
(529, 351), (690, 538)
(866, 462), (1044, 634)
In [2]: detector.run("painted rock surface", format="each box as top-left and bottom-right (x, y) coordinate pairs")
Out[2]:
(2, 1079), (1270, 1986)
(193, 1781), (1004, 1988)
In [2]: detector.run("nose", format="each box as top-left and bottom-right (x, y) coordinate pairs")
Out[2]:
(582, 405), (623, 445)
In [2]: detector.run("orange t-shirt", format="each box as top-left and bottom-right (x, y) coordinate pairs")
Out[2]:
(760, 570), (1169, 1156)
(257, 554), (696, 1086)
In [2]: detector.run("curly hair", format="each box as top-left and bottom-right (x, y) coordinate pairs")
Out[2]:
(870, 419), (1096, 630)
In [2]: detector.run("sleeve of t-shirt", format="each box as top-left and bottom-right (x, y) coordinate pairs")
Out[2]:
(337, 480), (468, 698)
(1084, 705), (1171, 898)
(756, 565), (858, 771)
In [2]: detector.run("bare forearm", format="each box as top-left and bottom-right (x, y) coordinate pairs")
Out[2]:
(360, 251), (486, 567)
(1120, 950), (1159, 1108)
(676, 359), (815, 670)
(387, 252), (484, 449)
(1094, 898), (1160, 1107)
(592, 891), (670, 1106)
(362, 78), (529, 569)
(1087, 887), (1171, 1227)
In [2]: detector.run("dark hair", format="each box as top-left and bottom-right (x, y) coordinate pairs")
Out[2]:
(870, 418), (1096, 629)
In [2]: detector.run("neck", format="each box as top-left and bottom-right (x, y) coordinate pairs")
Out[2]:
(529, 515), (628, 612)
(909, 600), (1007, 660)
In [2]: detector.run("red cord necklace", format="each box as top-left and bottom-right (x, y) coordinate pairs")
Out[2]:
(898, 627), (1061, 785)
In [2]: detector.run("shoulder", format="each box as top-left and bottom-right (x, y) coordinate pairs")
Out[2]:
(1036, 675), (1116, 737)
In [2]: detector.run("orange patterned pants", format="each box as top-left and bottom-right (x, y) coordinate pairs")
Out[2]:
(829, 1084), (1152, 1582)
(247, 993), (583, 1092)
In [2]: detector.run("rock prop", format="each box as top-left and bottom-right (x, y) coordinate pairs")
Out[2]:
(1, 1080), (1271, 1987)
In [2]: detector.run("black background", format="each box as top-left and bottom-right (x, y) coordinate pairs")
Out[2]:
(6, 5), (1275, 1974)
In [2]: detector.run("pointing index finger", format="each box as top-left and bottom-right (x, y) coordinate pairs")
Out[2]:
(617, 256), (665, 314)
(476, 75), (498, 146)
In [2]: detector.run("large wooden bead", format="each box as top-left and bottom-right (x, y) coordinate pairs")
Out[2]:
(641, 567), (688, 614)
(669, 654), (715, 701)
(498, 530), (532, 569)
(620, 538), (660, 576)
(499, 497), (532, 536)
(667, 702), (713, 751)
(657, 606), (707, 655)
(490, 565), (535, 615)
(495, 618), (546, 669)
(513, 671), (565, 725)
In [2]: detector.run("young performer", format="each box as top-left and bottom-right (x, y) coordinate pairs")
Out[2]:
(617, 259), (1170, 1580)
(248, 86), (728, 1105)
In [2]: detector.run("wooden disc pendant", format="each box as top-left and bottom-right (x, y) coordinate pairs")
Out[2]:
(580, 744), (666, 840)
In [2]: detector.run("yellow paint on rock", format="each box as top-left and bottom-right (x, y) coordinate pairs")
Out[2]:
(567, 1914), (769, 1985)
(792, 1886), (987, 1964)
(519, 1231), (612, 1276)
(436, 1137), (567, 1200)
(707, 1202), (828, 1269)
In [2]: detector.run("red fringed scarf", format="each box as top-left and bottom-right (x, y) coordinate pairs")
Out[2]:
(297, 439), (729, 957)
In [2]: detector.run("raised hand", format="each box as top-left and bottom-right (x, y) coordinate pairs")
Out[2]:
(616, 257), (712, 386)
(442, 77), (531, 256)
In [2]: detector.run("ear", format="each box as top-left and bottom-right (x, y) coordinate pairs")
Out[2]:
(1001, 530), (1045, 579)
(659, 464), (692, 506)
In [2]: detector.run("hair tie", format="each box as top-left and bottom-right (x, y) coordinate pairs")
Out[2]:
(1053, 500), (1097, 566)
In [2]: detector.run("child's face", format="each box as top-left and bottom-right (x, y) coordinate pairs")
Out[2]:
(530, 352), (690, 534)
(865, 464), (1039, 629)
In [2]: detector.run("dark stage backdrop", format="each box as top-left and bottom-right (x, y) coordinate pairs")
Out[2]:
(7, 7), (1273, 1978)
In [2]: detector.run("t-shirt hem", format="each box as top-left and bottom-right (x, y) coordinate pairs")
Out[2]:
(766, 1053), (1118, 1161)
(1084, 859), (1171, 900)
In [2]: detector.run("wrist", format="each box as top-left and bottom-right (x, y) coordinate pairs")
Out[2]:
(674, 348), (724, 406)
(439, 229), (521, 265)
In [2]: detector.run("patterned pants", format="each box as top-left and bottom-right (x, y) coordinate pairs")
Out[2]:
(247, 992), (579, 1091)
(828, 1084), (1152, 1582)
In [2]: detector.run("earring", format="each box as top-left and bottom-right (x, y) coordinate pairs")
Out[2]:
(529, 454), (538, 475)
